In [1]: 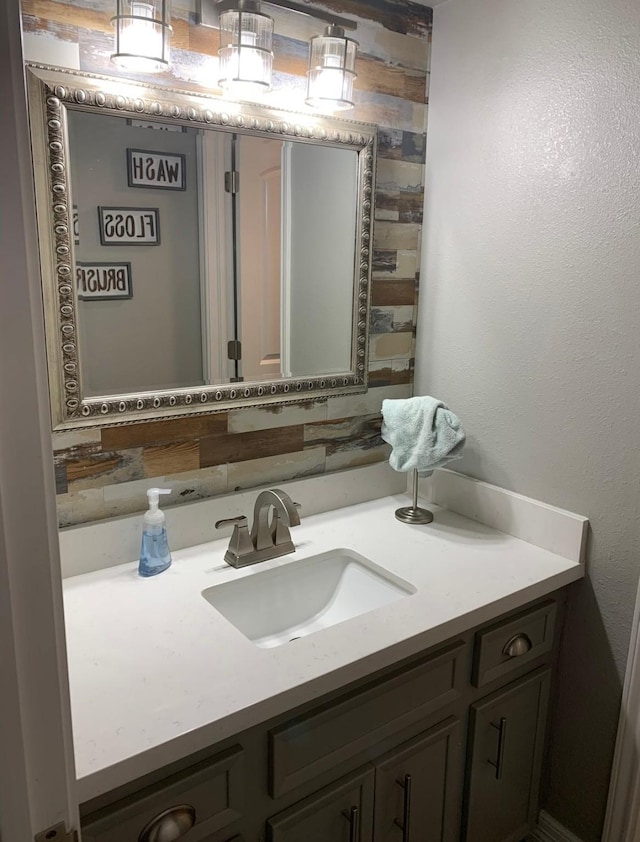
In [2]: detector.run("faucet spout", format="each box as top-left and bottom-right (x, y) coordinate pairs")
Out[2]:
(251, 488), (300, 551)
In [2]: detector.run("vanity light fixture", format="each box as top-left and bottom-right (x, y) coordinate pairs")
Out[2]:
(218, 0), (274, 96)
(306, 25), (358, 111)
(111, 0), (172, 73)
(198, 0), (358, 109)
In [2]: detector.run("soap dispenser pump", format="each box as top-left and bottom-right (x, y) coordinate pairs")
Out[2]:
(139, 488), (172, 577)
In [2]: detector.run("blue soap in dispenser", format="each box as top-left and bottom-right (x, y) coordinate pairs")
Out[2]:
(139, 487), (172, 577)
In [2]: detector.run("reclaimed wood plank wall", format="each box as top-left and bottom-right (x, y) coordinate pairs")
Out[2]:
(22, 0), (432, 526)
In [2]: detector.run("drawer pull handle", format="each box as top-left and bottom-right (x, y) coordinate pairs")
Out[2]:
(342, 805), (359, 842)
(489, 717), (508, 780)
(503, 633), (532, 658)
(394, 773), (412, 842)
(138, 805), (196, 842)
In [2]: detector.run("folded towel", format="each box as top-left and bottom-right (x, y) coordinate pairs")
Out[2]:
(381, 396), (466, 474)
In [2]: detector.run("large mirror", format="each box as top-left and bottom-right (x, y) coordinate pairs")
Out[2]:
(27, 65), (376, 430)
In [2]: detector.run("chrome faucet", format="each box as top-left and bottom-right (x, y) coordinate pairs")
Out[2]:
(215, 488), (301, 568)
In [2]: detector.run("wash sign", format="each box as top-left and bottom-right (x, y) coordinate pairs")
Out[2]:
(127, 148), (186, 190)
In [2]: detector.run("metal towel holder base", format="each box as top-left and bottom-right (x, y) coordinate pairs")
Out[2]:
(395, 468), (433, 525)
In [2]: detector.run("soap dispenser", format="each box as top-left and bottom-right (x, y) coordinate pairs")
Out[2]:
(139, 488), (172, 577)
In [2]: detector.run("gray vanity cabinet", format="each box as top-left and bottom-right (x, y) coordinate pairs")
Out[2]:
(463, 667), (552, 842)
(373, 717), (463, 842)
(79, 593), (564, 842)
(267, 767), (375, 842)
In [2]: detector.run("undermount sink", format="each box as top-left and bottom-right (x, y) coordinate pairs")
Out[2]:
(202, 549), (416, 649)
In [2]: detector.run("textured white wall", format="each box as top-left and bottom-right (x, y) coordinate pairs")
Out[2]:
(416, 1), (640, 839)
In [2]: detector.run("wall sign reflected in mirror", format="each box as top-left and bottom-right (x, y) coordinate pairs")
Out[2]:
(27, 66), (376, 429)
(97, 206), (161, 246)
(76, 262), (133, 301)
(126, 148), (186, 190)
(72, 204), (80, 245)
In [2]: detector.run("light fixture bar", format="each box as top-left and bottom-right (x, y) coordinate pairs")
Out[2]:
(198, 0), (356, 32)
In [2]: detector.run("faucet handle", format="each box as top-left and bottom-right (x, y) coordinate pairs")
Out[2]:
(215, 516), (255, 565)
(215, 515), (247, 530)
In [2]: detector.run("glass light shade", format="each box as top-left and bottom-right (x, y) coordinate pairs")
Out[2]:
(306, 25), (358, 111)
(218, 3), (274, 97)
(111, 0), (171, 73)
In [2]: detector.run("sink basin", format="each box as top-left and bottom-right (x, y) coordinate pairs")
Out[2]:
(202, 549), (416, 648)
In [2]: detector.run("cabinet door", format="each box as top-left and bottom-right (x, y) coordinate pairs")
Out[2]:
(267, 766), (375, 842)
(374, 717), (463, 842)
(463, 667), (551, 842)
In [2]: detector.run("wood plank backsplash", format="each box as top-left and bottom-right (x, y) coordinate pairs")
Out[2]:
(22, 0), (432, 527)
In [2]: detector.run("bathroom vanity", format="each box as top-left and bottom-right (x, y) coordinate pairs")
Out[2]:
(62, 481), (586, 842)
(80, 593), (559, 842)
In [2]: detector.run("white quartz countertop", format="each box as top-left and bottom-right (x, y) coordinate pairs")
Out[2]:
(64, 493), (585, 803)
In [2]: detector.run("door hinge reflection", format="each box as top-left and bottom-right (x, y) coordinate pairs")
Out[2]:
(228, 339), (242, 361)
(224, 170), (240, 194)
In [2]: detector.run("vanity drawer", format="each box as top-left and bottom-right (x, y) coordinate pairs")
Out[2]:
(269, 640), (465, 798)
(472, 600), (557, 688)
(82, 745), (244, 842)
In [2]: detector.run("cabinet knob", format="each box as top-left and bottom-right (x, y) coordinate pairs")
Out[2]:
(138, 805), (196, 842)
(502, 633), (532, 658)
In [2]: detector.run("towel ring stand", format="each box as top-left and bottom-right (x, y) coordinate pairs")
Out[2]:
(395, 469), (434, 525)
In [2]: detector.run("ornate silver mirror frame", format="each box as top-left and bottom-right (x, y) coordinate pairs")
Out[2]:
(26, 64), (376, 430)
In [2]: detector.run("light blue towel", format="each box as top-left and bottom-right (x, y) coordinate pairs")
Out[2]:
(381, 396), (466, 474)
